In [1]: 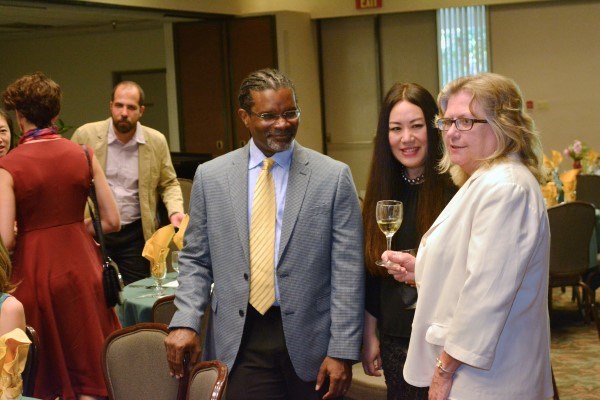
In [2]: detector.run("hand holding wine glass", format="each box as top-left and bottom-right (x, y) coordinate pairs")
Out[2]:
(384, 249), (417, 285)
(375, 200), (403, 267)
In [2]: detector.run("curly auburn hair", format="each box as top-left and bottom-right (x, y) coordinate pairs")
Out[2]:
(2, 71), (61, 128)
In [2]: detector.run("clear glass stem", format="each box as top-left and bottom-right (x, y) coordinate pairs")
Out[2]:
(386, 235), (393, 251)
(155, 278), (164, 296)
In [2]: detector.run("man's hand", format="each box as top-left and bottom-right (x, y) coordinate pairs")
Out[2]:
(170, 212), (186, 228)
(164, 328), (202, 379)
(315, 356), (352, 399)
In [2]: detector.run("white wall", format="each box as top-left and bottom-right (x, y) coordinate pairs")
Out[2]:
(320, 16), (380, 194)
(490, 1), (600, 170)
(274, 12), (323, 153)
(3, 0), (599, 188)
(82, 0), (554, 19)
(379, 11), (439, 95)
(0, 27), (166, 138)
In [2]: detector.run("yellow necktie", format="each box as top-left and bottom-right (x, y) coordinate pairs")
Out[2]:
(249, 158), (276, 315)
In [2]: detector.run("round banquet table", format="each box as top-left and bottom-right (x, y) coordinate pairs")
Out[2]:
(116, 272), (178, 327)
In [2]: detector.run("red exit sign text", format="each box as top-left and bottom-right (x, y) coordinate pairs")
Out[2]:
(356, 0), (382, 10)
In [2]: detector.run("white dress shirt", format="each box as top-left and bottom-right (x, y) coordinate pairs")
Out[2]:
(106, 122), (145, 225)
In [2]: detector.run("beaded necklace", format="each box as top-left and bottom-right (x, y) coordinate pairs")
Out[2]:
(401, 167), (425, 185)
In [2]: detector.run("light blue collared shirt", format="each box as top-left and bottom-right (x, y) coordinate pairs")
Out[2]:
(106, 122), (145, 225)
(248, 138), (294, 304)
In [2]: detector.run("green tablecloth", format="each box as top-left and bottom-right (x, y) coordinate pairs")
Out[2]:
(117, 272), (178, 327)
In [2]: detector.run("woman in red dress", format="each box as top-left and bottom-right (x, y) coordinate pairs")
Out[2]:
(0, 72), (121, 400)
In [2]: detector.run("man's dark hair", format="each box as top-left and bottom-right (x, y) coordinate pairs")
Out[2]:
(238, 68), (296, 112)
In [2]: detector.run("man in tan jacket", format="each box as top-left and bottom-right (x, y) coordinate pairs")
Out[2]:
(72, 81), (184, 285)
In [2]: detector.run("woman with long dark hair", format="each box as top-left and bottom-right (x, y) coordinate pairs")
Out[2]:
(361, 83), (456, 399)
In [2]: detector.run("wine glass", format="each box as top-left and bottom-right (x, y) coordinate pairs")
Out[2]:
(375, 200), (403, 266)
(151, 260), (167, 297)
(171, 251), (180, 275)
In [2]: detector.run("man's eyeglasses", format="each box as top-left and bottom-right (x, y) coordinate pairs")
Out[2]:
(249, 110), (301, 123)
(436, 118), (488, 131)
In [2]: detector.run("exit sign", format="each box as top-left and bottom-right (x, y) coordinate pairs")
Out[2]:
(356, 0), (382, 9)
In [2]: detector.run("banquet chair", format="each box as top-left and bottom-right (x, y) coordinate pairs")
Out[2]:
(178, 178), (193, 213)
(584, 266), (600, 338)
(22, 325), (40, 397)
(152, 295), (213, 346)
(152, 294), (177, 326)
(185, 360), (227, 400)
(157, 177), (194, 227)
(548, 202), (597, 323)
(102, 323), (188, 400)
(576, 175), (600, 208)
(163, 177), (194, 272)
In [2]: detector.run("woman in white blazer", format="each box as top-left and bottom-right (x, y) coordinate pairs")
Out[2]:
(382, 73), (553, 399)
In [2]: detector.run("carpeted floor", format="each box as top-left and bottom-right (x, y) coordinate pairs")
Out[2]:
(550, 287), (600, 400)
(347, 287), (599, 400)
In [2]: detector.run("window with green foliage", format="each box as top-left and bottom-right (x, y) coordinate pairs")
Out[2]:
(437, 5), (489, 90)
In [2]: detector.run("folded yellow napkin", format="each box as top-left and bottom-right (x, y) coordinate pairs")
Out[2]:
(541, 182), (558, 207)
(551, 150), (563, 167)
(585, 150), (599, 172)
(543, 150), (563, 171)
(172, 214), (189, 250)
(0, 328), (31, 400)
(560, 169), (580, 202)
(142, 224), (175, 265)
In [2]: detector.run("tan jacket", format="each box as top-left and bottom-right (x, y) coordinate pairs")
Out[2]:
(71, 118), (184, 241)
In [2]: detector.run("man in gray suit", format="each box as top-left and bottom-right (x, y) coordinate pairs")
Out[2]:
(165, 69), (364, 399)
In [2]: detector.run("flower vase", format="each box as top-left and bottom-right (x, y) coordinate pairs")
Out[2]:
(552, 169), (564, 203)
(572, 159), (582, 169)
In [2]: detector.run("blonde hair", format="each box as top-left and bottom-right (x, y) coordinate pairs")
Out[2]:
(437, 73), (545, 186)
(0, 238), (15, 293)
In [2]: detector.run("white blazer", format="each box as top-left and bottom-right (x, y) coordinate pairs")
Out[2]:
(404, 157), (554, 399)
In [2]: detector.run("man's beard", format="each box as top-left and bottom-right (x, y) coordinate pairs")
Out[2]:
(266, 128), (296, 152)
(114, 119), (133, 134)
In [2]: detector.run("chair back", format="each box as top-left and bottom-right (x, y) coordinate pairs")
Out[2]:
(156, 177), (194, 228)
(22, 325), (40, 397)
(152, 294), (212, 348)
(152, 294), (177, 325)
(576, 175), (600, 208)
(178, 178), (193, 213)
(548, 202), (596, 279)
(186, 360), (227, 400)
(103, 323), (187, 400)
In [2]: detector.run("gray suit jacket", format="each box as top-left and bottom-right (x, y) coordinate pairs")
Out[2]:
(170, 142), (364, 381)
